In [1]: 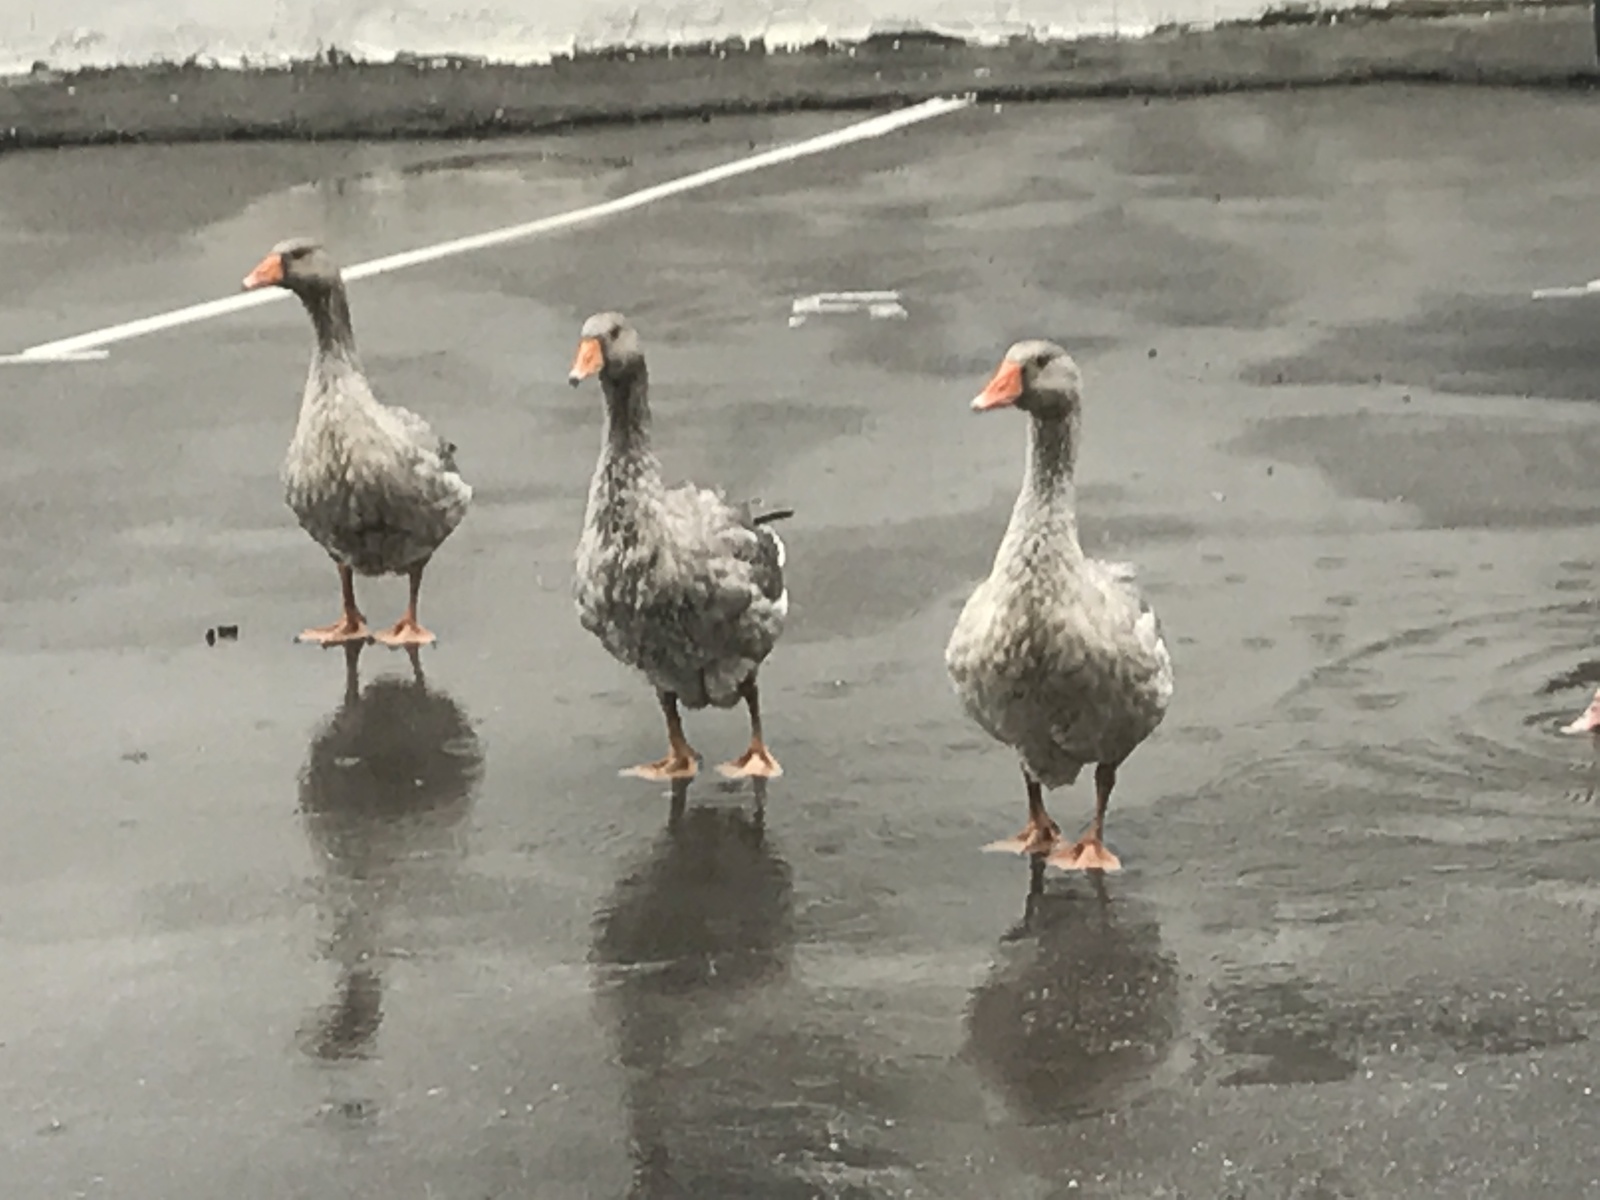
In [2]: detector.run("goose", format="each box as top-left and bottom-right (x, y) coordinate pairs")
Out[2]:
(243, 238), (471, 648)
(567, 312), (789, 782)
(945, 341), (1173, 871)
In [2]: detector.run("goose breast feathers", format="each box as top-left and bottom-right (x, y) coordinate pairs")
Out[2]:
(947, 556), (1171, 789)
(284, 373), (472, 577)
(576, 482), (788, 709)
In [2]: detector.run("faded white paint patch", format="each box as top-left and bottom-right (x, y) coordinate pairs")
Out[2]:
(1532, 279), (1600, 300)
(788, 291), (909, 327)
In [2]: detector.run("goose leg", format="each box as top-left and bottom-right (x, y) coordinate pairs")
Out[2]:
(297, 564), (373, 646)
(984, 768), (1062, 857)
(718, 676), (783, 779)
(375, 562), (437, 648)
(1049, 762), (1123, 872)
(622, 691), (700, 781)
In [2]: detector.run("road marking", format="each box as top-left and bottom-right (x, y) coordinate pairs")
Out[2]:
(3, 96), (972, 365)
(788, 290), (908, 327)
(1533, 279), (1600, 300)
(0, 350), (109, 364)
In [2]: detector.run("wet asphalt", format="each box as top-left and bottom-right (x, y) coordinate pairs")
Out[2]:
(3, 84), (1600, 1198)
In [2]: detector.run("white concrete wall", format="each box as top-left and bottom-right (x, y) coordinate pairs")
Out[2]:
(0, 0), (1367, 76)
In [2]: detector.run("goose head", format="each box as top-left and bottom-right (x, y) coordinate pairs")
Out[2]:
(972, 340), (1083, 420)
(242, 237), (342, 296)
(569, 311), (644, 388)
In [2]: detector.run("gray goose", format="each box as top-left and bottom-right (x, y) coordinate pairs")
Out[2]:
(243, 238), (471, 648)
(944, 341), (1173, 871)
(567, 312), (789, 782)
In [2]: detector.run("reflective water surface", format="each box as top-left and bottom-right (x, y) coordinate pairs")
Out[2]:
(3, 86), (1600, 1197)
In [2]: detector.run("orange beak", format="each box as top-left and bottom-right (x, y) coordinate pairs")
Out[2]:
(242, 253), (284, 291)
(972, 359), (1024, 411)
(568, 337), (604, 386)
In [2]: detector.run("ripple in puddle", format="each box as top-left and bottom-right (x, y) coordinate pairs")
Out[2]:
(1285, 602), (1600, 809)
(1212, 601), (1600, 861)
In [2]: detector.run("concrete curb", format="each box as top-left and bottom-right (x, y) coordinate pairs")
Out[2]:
(1, 2), (1594, 149)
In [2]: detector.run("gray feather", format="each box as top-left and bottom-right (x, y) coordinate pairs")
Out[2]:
(282, 352), (471, 577)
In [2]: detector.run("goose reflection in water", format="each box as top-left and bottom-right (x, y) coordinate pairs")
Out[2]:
(591, 780), (798, 1197)
(296, 642), (484, 1062)
(966, 862), (1180, 1126)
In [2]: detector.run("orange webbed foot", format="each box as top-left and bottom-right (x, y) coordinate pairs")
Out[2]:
(373, 617), (436, 648)
(296, 617), (373, 646)
(983, 817), (1062, 857)
(717, 743), (783, 779)
(621, 752), (700, 782)
(1047, 836), (1122, 873)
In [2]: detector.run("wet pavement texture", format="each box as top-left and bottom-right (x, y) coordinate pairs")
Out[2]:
(3, 84), (1600, 1198)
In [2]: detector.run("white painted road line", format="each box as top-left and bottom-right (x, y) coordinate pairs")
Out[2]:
(4, 96), (973, 365)
(1532, 279), (1600, 300)
(0, 350), (109, 364)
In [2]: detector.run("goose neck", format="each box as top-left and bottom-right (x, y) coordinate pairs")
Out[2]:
(600, 363), (654, 458)
(1022, 410), (1079, 505)
(300, 280), (362, 372)
(588, 363), (666, 521)
(997, 410), (1084, 567)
